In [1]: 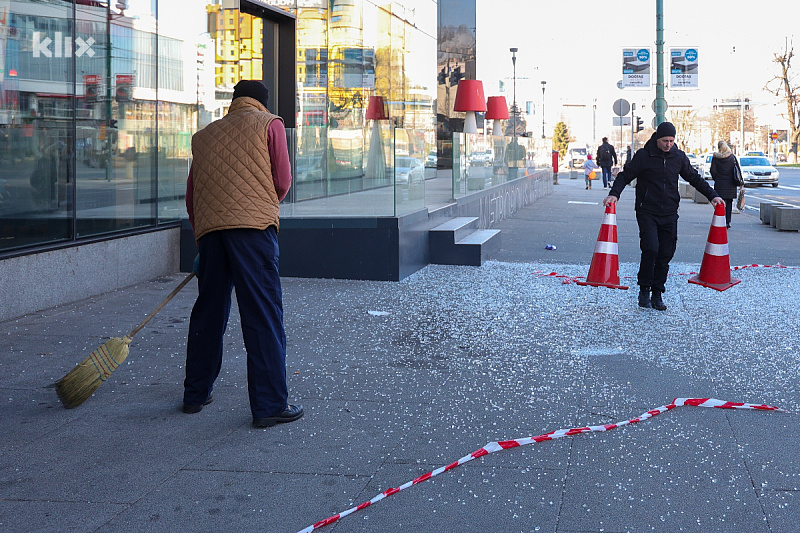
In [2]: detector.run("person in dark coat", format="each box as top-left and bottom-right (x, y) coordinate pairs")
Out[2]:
(709, 140), (741, 229)
(595, 137), (618, 189)
(602, 122), (723, 311)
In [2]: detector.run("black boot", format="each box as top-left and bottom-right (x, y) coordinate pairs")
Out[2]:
(651, 290), (667, 311)
(638, 287), (652, 308)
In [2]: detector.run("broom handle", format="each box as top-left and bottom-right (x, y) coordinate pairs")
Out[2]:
(128, 273), (196, 338)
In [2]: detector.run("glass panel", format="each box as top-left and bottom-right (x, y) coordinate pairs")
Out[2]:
(75, 0), (158, 237)
(0, 1), (75, 252)
(157, 101), (191, 222)
(453, 131), (553, 199)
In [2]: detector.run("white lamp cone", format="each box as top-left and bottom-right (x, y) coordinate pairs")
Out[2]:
(492, 120), (503, 136)
(463, 111), (478, 134)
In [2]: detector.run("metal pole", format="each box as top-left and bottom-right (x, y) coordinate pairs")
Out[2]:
(510, 48), (517, 142)
(655, 0), (665, 125)
(740, 100), (744, 152)
(541, 80), (546, 139)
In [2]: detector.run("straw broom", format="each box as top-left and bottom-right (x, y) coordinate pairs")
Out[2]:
(55, 273), (195, 408)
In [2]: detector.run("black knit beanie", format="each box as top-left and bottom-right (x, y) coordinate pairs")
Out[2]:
(232, 80), (269, 108)
(655, 121), (676, 139)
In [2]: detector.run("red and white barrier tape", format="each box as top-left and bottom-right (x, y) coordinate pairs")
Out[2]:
(297, 398), (786, 533)
(534, 263), (798, 284)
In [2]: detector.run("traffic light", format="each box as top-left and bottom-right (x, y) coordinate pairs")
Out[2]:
(744, 98), (750, 111)
(449, 65), (464, 87)
(635, 116), (644, 133)
(437, 67), (447, 86)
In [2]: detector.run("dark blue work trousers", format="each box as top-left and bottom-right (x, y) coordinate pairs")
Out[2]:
(184, 227), (287, 419)
(636, 211), (678, 293)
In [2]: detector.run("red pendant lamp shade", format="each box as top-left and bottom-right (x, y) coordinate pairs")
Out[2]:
(453, 80), (487, 112)
(485, 96), (509, 120)
(365, 95), (388, 120)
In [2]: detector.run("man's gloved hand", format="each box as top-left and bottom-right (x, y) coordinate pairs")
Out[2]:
(192, 254), (200, 274)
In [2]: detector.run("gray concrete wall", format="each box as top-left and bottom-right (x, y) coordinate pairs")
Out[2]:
(0, 228), (180, 323)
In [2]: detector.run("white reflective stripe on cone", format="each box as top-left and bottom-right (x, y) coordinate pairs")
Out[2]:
(704, 242), (729, 256)
(594, 241), (619, 255)
(712, 215), (727, 227)
(602, 213), (617, 225)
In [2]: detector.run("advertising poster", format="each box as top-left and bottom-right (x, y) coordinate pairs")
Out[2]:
(622, 48), (651, 88)
(670, 47), (698, 88)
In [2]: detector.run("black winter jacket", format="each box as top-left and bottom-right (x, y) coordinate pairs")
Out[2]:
(709, 152), (740, 200)
(609, 134), (719, 216)
(596, 142), (617, 167)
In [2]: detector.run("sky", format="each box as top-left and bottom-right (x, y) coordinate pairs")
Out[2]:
(476, 0), (798, 143)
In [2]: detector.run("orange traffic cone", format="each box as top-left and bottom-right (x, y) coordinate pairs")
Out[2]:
(576, 202), (628, 290)
(688, 202), (741, 291)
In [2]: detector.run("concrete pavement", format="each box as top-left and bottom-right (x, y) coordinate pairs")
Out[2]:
(1, 177), (799, 532)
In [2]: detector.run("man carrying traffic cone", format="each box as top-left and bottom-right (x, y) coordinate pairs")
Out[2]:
(602, 122), (723, 310)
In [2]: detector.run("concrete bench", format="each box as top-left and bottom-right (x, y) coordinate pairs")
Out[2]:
(769, 204), (786, 228)
(692, 187), (709, 204)
(773, 206), (800, 232)
(760, 201), (780, 224)
(678, 181), (694, 198)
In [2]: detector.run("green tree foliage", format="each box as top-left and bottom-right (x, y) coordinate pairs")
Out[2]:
(553, 121), (570, 157)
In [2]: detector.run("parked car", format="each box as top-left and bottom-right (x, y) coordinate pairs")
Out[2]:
(686, 153), (701, 172)
(701, 153), (713, 179)
(392, 156), (425, 187)
(425, 151), (437, 168)
(777, 152), (788, 162)
(739, 155), (779, 187)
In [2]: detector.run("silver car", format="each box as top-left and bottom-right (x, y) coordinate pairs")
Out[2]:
(739, 156), (779, 187)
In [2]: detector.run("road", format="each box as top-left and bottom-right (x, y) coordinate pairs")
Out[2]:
(742, 165), (800, 211)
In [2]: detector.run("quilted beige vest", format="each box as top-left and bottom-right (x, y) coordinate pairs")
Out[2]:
(191, 96), (283, 240)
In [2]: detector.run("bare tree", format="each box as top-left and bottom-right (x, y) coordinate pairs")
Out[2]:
(766, 39), (800, 162)
(708, 108), (755, 152)
(668, 108), (700, 152)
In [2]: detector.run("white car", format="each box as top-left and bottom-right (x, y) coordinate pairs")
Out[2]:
(739, 155), (779, 187)
(701, 153), (713, 179)
(393, 156), (425, 187)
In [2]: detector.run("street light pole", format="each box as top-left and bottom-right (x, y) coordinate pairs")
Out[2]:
(510, 48), (517, 141)
(541, 80), (546, 139)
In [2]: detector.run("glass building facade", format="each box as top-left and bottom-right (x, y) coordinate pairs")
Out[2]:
(0, 0), (439, 257)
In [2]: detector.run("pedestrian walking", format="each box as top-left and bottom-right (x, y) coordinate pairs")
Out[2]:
(184, 80), (303, 428)
(595, 137), (618, 189)
(584, 154), (599, 190)
(625, 145), (632, 165)
(709, 140), (742, 229)
(602, 122), (723, 311)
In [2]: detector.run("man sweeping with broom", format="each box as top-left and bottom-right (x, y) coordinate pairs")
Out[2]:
(184, 80), (303, 428)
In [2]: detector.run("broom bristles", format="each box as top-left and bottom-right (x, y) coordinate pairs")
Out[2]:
(55, 336), (132, 409)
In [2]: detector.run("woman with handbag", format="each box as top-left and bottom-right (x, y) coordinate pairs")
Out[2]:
(709, 141), (742, 228)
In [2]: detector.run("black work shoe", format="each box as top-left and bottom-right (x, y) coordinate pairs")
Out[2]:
(182, 395), (213, 414)
(638, 288), (652, 308)
(651, 291), (667, 311)
(253, 404), (304, 428)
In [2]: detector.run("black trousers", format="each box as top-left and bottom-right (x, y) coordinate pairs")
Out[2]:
(636, 211), (678, 293)
(184, 227), (288, 419)
(724, 198), (733, 226)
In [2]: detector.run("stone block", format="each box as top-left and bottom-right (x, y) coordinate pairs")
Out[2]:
(769, 204), (784, 228)
(773, 206), (800, 231)
(692, 187), (709, 204)
(760, 202), (778, 224)
(679, 181), (694, 198)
